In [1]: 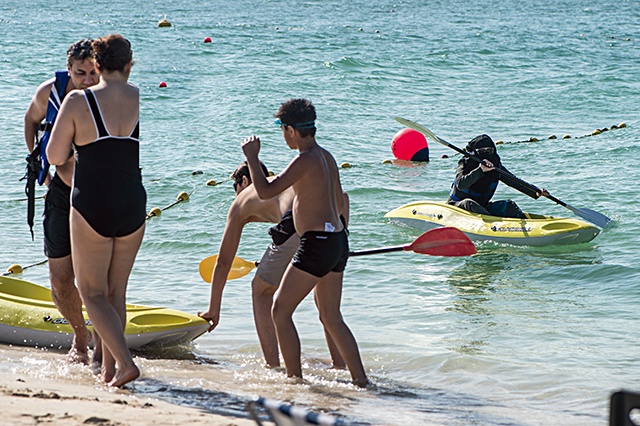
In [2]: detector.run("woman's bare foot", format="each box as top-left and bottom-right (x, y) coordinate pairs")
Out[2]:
(108, 365), (140, 388)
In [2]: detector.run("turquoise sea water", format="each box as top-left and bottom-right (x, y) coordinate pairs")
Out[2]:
(1, 0), (639, 424)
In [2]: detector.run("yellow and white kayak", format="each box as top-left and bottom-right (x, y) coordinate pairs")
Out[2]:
(0, 276), (209, 350)
(385, 200), (600, 246)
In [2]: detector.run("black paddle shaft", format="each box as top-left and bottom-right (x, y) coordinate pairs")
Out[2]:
(348, 247), (403, 257)
(439, 137), (543, 199)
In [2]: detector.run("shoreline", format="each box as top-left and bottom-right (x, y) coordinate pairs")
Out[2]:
(0, 368), (257, 426)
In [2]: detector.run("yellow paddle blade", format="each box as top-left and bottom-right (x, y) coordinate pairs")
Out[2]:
(198, 255), (258, 282)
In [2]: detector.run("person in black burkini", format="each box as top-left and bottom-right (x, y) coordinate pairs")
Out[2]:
(447, 134), (549, 218)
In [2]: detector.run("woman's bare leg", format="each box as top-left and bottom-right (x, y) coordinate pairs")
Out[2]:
(70, 209), (142, 387)
(106, 225), (144, 387)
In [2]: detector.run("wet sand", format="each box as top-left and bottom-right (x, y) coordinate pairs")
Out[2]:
(0, 369), (257, 426)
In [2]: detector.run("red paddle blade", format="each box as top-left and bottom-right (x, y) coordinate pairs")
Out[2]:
(406, 227), (477, 257)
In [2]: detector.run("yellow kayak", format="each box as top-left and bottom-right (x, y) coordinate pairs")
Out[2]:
(385, 200), (600, 246)
(0, 276), (209, 350)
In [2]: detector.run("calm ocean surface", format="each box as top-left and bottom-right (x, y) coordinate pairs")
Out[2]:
(1, 0), (639, 424)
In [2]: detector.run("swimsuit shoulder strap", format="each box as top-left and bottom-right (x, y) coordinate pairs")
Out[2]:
(83, 88), (109, 138)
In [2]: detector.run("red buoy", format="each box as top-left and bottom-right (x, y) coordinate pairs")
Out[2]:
(391, 128), (429, 162)
(204, 37), (212, 43)
(159, 81), (167, 88)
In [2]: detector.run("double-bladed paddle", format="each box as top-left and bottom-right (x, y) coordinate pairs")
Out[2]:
(198, 226), (477, 282)
(394, 116), (612, 228)
(348, 226), (476, 257)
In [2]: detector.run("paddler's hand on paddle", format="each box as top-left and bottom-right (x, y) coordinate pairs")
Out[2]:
(197, 309), (220, 332)
(479, 159), (495, 172)
(241, 135), (261, 159)
(536, 187), (551, 199)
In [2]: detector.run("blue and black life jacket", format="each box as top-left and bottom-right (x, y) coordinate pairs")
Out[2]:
(449, 173), (499, 207)
(22, 71), (69, 239)
(37, 70), (70, 185)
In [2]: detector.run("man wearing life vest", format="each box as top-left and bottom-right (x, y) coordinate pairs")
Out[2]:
(447, 134), (546, 218)
(24, 39), (101, 364)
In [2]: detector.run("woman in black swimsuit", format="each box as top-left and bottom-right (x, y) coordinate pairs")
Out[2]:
(47, 34), (144, 388)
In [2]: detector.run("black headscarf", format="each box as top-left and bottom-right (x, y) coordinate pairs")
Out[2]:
(464, 134), (501, 166)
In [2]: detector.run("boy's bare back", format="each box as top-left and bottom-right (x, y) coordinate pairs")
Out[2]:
(287, 145), (344, 235)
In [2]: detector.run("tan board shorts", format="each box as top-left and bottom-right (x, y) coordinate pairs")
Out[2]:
(255, 233), (300, 286)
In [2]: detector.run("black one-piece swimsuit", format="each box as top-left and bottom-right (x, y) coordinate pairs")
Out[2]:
(72, 88), (146, 238)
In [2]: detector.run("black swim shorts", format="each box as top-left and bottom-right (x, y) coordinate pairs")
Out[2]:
(291, 228), (349, 278)
(43, 174), (71, 258)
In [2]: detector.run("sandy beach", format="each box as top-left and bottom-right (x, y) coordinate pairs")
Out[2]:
(0, 368), (257, 426)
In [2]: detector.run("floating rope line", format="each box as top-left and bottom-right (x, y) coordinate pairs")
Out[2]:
(146, 189), (196, 219)
(496, 122), (627, 145)
(0, 194), (45, 203)
(3, 259), (48, 276)
(379, 122), (629, 162)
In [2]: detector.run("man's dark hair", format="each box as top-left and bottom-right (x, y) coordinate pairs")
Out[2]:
(231, 161), (269, 185)
(67, 38), (94, 67)
(275, 98), (317, 138)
